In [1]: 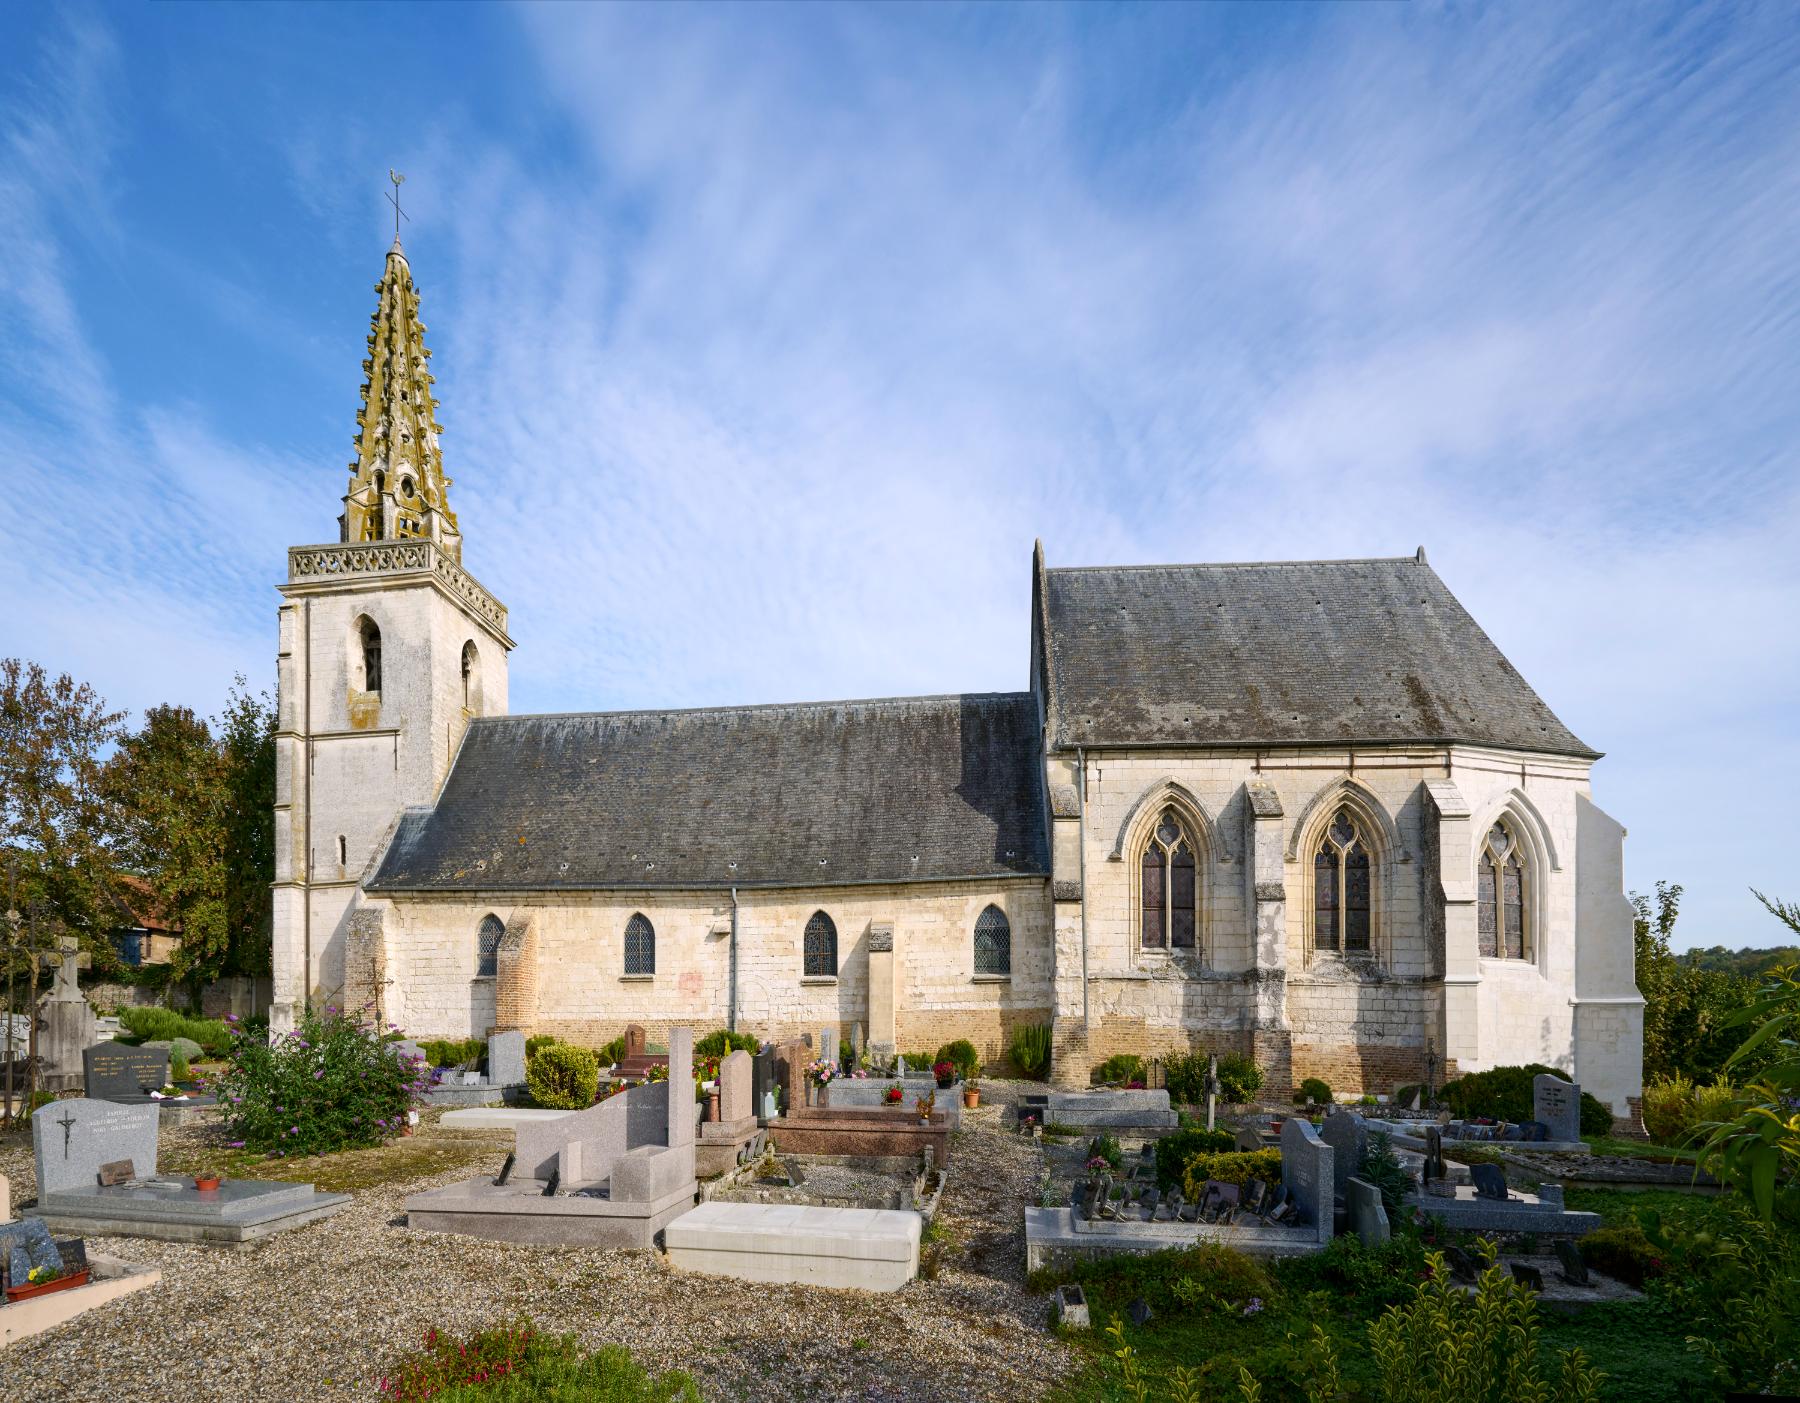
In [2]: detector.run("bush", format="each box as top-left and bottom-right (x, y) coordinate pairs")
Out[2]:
(1441, 1062), (1616, 1136)
(215, 1007), (427, 1156)
(1008, 1022), (1052, 1079)
(1163, 1050), (1212, 1104)
(422, 1038), (486, 1069)
(597, 1036), (626, 1066)
(694, 1029), (760, 1059)
(1579, 1223), (1664, 1289)
(379, 1323), (702, 1403)
(934, 1039), (979, 1081)
(1359, 1131), (1415, 1216)
(1152, 1127), (1236, 1189)
(1028, 1241), (1272, 1324)
(1217, 1053), (1264, 1103)
(117, 1006), (231, 1056)
(1181, 1147), (1284, 1199)
(525, 1035), (559, 1059)
(1642, 1074), (1740, 1145)
(1297, 1076), (1333, 1105)
(170, 1051), (190, 1083)
(1093, 1052), (1146, 1086)
(527, 1043), (599, 1110)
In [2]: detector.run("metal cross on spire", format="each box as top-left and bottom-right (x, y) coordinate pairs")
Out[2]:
(385, 169), (410, 241)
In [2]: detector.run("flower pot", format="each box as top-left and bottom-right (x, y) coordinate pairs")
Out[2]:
(6, 1269), (91, 1303)
(963, 1089), (980, 1109)
(935, 1075), (955, 1090)
(193, 1175), (222, 1192)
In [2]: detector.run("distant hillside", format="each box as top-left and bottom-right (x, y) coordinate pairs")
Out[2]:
(1680, 945), (1800, 978)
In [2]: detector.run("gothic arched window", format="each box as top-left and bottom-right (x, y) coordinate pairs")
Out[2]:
(624, 913), (656, 976)
(803, 911), (838, 978)
(1139, 809), (1197, 950)
(974, 904), (1011, 975)
(1313, 809), (1372, 954)
(1478, 821), (1528, 960)
(460, 639), (481, 712)
(356, 615), (383, 695)
(476, 914), (504, 978)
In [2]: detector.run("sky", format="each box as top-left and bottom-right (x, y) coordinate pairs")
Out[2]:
(1, 2), (1796, 950)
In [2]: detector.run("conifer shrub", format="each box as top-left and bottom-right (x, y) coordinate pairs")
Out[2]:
(1181, 1147), (1283, 1199)
(117, 1006), (232, 1056)
(527, 1042), (599, 1110)
(934, 1039), (978, 1080)
(1296, 1076), (1333, 1105)
(1093, 1052), (1146, 1086)
(215, 1006), (427, 1155)
(1008, 1022), (1052, 1078)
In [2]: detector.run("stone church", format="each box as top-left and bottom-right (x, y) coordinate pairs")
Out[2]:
(271, 238), (1645, 1117)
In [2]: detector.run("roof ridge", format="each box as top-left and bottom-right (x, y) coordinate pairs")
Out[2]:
(1047, 555), (1426, 574)
(475, 691), (1034, 726)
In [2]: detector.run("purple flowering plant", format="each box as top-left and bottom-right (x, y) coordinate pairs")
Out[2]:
(213, 1004), (430, 1157)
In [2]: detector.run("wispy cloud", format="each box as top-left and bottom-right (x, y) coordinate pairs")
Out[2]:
(1, 3), (1796, 945)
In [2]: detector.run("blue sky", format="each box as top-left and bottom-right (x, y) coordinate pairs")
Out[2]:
(2, 3), (1796, 949)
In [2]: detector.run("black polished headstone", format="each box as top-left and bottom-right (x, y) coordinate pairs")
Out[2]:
(1470, 1163), (1511, 1201)
(1510, 1262), (1544, 1292)
(82, 1042), (169, 1101)
(1556, 1239), (1589, 1286)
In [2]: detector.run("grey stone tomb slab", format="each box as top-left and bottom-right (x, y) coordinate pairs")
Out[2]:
(83, 1043), (169, 1101)
(488, 1030), (527, 1088)
(1279, 1116), (1335, 1246)
(1319, 1108), (1369, 1197)
(1346, 1176), (1390, 1247)
(1533, 1074), (1581, 1143)
(35, 1099), (159, 1195)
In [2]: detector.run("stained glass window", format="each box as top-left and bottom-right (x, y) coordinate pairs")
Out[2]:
(476, 915), (503, 977)
(1478, 820), (1529, 960)
(1138, 808), (1198, 952)
(974, 904), (1011, 975)
(624, 913), (655, 976)
(804, 910), (838, 977)
(1314, 808), (1373, 955)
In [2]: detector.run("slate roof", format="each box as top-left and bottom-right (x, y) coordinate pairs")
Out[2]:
(1039, 554), (1596, 757)
(367, 693), (1049, 893)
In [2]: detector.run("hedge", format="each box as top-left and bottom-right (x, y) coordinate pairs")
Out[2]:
(1153, 1127), (1236, 1189)
(1440, 1063), (1614, 1136)
(527, 1043), (599, 1109)
(1181, 1147), (1284, 1200)
(117, 1006), (231, 1057)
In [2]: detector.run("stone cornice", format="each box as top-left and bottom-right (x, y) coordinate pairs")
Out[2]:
(284, 540), (511, 642)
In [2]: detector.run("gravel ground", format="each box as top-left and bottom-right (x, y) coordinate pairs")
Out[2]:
(0, 1084), (1079, 1402)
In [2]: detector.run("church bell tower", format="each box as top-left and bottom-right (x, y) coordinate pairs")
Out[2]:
(270, 227), (513, 1034)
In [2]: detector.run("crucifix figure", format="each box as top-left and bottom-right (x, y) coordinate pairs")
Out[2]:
(385, 169), (410, 241)
(57, 1107), (78, 1158)
(1204, 1053), (1221, 1131)
(1424, 1042), (1438, 1107)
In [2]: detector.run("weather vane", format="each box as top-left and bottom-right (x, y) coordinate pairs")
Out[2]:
(386, 169), (410, 241)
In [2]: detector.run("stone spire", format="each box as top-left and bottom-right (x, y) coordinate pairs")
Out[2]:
(339, 238), (462, 561)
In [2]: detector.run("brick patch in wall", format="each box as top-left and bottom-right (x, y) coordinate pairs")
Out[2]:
(1289, 1042), (1449, 1098)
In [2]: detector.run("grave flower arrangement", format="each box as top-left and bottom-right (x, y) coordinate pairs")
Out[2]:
(212, 1006), (430, 1157)
(932, 1060), (956, 1088)
(808, 1060), (839, 1087)
(885, 1083), (905, 1104)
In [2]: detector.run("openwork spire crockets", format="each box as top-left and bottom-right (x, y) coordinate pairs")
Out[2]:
(339, 239), (462, 561)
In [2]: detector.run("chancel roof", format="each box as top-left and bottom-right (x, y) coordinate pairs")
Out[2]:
(367, 693), (1049, 893)
(1038, 553), (1595, 757)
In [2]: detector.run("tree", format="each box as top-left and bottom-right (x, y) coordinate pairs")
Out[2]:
(0, 659), (126, 955)
(215, 678), (275, 978)
(1633, 881), (1769, 1084)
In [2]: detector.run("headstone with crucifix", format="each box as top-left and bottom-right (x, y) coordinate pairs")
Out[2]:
(1204, 1053), (1221, 1131)
(33, 1099), (160, 1196)
(36, 935), (96, 1092)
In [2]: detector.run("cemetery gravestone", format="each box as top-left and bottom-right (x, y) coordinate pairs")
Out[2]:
(487, 1030), (527, 1088)
(1556, 1239), (1589, 1286)
(624, 1025), (647, 1060)
(1346, 1176), (1390, 1247)
(35, 1100), (161, 1197)
(1511, 1262), (1544, 1292)
(751, 1047), (775, 1120)
(1533, 1074), (1581, 1143)
(83, 1043), (170, 1102)
(1319, 1108), (1369, 1198)
(818, 1025), (837, 1070)
(1469, 1163), (1511, 1202)
(1279, 1116), (1335, 1243)
(1444, 1245), (1481, 1284)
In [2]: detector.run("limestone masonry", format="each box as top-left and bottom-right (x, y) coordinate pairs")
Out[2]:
(271, 239), (1645, 1120)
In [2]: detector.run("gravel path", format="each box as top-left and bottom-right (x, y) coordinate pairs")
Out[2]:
(0, 1087), (1078, 1402)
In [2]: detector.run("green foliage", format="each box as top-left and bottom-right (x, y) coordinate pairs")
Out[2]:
(1163, 1050), (1214, 1105)
(1440, 1063), (1613, 1136)
(379, 1323), (702, 1403)
(170, 1050), (190, 1083)
(215, 1005), (426, 1155)
(421, 1037), (486, 1069)
(1094, 1052), (1146, 1086)
(1295, 1077), (1332, 1106)
(1359, 1131), (1415, 1216)
(1281, 1232), (1432, 1317)
(597, 1036), (626, 1066)
(526, 1042), (599, 1110)
(1634, 881), (1775, 1084)
(934, 1038), (978, 1080)
(1640, 1073), (1740, 1145)
(1216, 1054), (1264, 1103)
(525, 1035), (559, 1059)
(117, 1006), (232, 1055)
(1182, 1148), (1283, 1199)
(1008, 1021), (1052, 1078)
(1365, 1245), (1605, 1402)
(1576, 1223), (1664, 1289)
(1153, 1127), (1236, 1190)
(1089, 1133), (1124, 1169)
(693, 1029), (760, 1059)
(1029, 1241), (1272, 1324)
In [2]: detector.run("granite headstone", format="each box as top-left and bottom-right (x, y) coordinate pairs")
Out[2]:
(1319, 1108), (1369, 1197)
(1533, 1074), (1581, 1143)
(1279, 1116), (1334, 1235)
(488, 1030), (526, 1087)
(1346, 1175), (1390, 1247)
(82, 1042), (169, 1101)
(34, 1098), (160, 1197)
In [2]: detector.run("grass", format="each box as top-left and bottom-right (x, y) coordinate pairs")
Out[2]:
(1582, 1136), (1699, 1164)
(160, 1118), (505, 1193)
